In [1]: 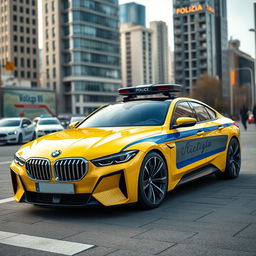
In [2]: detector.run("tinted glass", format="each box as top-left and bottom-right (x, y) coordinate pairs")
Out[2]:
(78, 101), (171, 127)
(189, 102), (210, 122)
(0, 119), (21, 127)
(38, 119), (60, 125)
(172, 101), (195, 125)
(205, 107), (216, 119)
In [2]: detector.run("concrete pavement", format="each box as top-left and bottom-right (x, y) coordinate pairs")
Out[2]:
(0, 124), (255, 255)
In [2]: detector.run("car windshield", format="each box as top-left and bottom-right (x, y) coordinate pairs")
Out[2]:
(38, 119), (60, 125)
(78, 101), (171, 127)
(0, 119), (21, 127)
(71, 117), (84, 123)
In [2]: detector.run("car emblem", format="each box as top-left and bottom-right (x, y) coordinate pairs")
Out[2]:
(51, 150), (62, 158)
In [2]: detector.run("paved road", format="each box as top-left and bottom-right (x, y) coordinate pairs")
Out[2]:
(0, 124), (256, 256)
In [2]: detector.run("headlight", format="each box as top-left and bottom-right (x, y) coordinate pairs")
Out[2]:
(8, 131), (18, 135)
(14, 153), (26, 166)
(92, 150), (138, 167)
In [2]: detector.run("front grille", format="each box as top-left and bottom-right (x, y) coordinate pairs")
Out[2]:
(0, 134), (7, 137)
(54, 158), (88, 181)
(26, 192), (91, 205)
(26, 158), (51, 181)
(45, 130), (57, 134)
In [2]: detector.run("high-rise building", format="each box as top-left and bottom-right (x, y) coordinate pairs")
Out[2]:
(150, 21), (169, 84)
(120, 23), (153, 87)
(120, 2), (146, 26)
(42, 0), (121, 115)
(214, 0), (229, 99)
(173, 0), (228, 95)
(0, 0), (39, 87)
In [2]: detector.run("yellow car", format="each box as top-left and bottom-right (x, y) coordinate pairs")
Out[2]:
(10, 84), (241, 209)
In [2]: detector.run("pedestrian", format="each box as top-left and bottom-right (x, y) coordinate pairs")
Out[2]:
(240, 105), (248, 130)
(253, 104), (256, 127)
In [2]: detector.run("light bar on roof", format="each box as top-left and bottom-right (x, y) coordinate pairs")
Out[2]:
(119, 84), (182, 96)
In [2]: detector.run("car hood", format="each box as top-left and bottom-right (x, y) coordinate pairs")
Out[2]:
(0, 127), (19, 133)
(36, 125), (63, 131)
(17, 126), (162, 160)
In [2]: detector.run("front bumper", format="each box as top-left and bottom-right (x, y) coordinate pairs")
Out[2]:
(10, 152), (144, 207)
(0, 134), (18, 143)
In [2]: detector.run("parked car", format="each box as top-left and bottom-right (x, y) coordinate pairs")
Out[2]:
(11, 84), (241, 209)
(0, 117), (35, 144)
(35, 118), (64, 138)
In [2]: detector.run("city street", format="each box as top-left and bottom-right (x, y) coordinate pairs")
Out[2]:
(0, 124), (255, 256)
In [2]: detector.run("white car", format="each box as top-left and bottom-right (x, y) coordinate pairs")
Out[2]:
(36, 118), (64, 138)
(0, 117), (35, 144)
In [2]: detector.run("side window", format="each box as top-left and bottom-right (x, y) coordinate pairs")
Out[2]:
(26, 119), (32, 126)
(172, 101), (195, 125)
(189, 102), (210, 122)
(205, 107), (217, 120)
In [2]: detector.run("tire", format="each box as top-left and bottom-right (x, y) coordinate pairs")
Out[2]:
(138, 152), (168, 209)
(18, 134), (23, 145)
(216, 137), (241, 179)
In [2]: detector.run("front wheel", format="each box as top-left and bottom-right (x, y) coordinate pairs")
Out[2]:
(138, 152), (168, 209)
(216, 138), (241, 179)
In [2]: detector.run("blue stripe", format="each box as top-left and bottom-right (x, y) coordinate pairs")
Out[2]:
(121, 123), (234, 151)
(176, 146), (226, 169)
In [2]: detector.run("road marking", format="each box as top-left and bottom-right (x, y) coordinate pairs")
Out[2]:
(0, 197), (14, 204)
(0, 161), (11, 165)
(0, 231), (94, 255)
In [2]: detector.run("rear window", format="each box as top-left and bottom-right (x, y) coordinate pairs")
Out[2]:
(78, 101), (171, 127)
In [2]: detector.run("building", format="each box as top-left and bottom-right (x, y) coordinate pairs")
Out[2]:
(228, 39), (255, 115)
(0, 0), (39, 87)
(120, 23), (153, 87)
(150, 21), (169, 84)
(120, 2), (145, 26)
(173, 0), (228, 95)
(42, 0), (121, 115)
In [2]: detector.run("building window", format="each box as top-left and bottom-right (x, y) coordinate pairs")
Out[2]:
(20, 6), (23, 12)
(53, 54), (56, 64)
(21, 58), (24, 66)
(53, 68), (56, 78)
(27, 71), (31, 78)
(33, 59), (37, 68)
(26, 18), (30, 24)
(26, 8), (29, 14)
(45, 3), (48, 13)
(26, 27), (30, 33)
(20, 36), (24, 43)
(26, 37), (30, 44)
(20, 16), (24, 23)
(20, 46), (24, 53)
(27, 59), (30, 68)
(13, 15), (17, 21)
(13, 25), (17, 31)
(52, 1), (55, 11)
(27, 47), (30, 54)
(33, 72), (37, 79)
(76, 107), (80, 114)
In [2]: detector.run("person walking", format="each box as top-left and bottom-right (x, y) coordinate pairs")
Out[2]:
(240, 105), (249, 130)
(253, 104), (256, 127)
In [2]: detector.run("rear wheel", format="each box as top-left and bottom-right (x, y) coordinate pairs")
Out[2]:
(216, 138), (241, 179)
(138, 152), (168, 209)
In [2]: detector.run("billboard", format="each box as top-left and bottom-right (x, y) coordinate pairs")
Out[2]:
(2, 88), (56, 119)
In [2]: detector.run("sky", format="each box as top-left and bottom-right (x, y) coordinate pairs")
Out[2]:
(38, 0), (256, 57)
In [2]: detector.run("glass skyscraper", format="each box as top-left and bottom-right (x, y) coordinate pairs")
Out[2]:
(120, 2), (146, 26)
(42, 0), (121, 115)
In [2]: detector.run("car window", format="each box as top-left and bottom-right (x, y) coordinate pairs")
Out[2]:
(0, 119), (21, 127)
(189, 102), (211, 122)
(205, 107), (217, 120)
(23, 119), (32, 126)
(171, 101), (195, 125)
(38, 119), (60, 125)
(78, 101), (171, 127)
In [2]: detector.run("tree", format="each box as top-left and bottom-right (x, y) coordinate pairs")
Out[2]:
(191, 74), (228, 113)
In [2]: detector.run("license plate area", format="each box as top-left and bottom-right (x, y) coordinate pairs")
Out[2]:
(36, 183), (74, 194)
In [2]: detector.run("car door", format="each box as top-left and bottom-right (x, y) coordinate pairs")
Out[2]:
(21, 119), (32, 141)
(188, 101), (228, 166)
(167, 100), (208, 175)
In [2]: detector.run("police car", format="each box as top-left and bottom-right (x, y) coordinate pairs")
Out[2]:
(11, 84), (240, 209)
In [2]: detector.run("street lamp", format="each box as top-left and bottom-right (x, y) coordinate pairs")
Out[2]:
(230, 67), (254, 116)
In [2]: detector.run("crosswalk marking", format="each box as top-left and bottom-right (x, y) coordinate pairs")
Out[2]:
(0, 231), (94, 255)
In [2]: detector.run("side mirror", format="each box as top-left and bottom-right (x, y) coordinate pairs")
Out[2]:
(22, 124), (28, 128)
(172, 117), (197, 129)
(69, 121), (79, 128)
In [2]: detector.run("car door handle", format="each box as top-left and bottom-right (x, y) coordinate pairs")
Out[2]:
(218, 126), (224, 130)
(196, 130), (205, 136)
